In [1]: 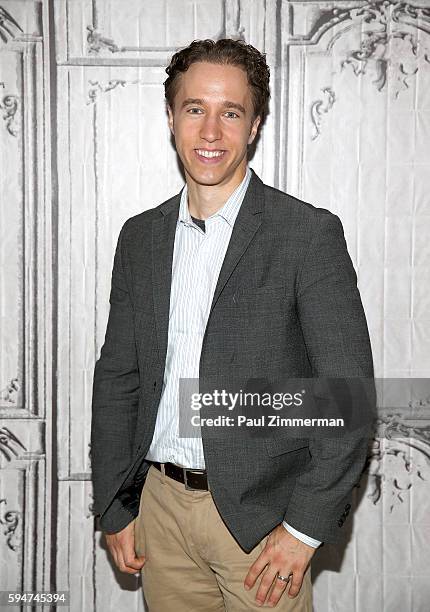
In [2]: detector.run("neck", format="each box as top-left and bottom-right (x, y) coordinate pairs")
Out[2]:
(185, 166), (247, 220)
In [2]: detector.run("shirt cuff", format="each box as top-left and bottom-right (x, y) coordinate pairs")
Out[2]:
(282, 521), (322, 548)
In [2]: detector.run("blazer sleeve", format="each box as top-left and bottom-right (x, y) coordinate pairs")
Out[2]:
(90, 219), (140, 532)
(283, 211), (375, 544)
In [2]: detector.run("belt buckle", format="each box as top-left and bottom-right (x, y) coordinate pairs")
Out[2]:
(183, 468), (203, 491)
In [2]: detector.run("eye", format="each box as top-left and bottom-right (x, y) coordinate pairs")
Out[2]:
(225, 111), (239, 119)
(187, 107), (203, 114)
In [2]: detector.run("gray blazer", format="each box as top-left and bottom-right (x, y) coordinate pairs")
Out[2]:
(90, 168), (374, 553)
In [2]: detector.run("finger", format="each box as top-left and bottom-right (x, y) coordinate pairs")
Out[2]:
(107, 533), (143, 574)
(118, 523), (146, 572)
(266, 574), (289, 607)
(116, 546), (144, 574)
(123, 554), (146, 571)
(287, 571), (304, 598)
(122, 542), (146, 571)
(243, 551), (269, 590)
(254, 567), (279, 606)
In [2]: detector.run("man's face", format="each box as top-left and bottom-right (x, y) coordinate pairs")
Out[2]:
(167, 61), (261, 187)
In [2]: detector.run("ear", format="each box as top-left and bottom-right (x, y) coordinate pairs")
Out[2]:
(248, 114), (261, 145)
(167, 104), (175, 136)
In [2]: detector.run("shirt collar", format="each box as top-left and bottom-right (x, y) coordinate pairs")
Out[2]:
(178, 165), (252, 228)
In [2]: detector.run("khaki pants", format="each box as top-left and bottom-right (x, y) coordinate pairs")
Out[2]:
(134, 465), (312, 612)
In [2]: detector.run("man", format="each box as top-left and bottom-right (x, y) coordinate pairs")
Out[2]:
(91, 39), (374, 611)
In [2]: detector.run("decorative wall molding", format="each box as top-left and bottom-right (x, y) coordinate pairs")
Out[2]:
(87, 491), (94, 518)
(0, 377), (19, 403)
(85, 0), (246, 56)
(86, 26), (122, 55)
(365, 440), (424, 511)
(310, 87), (336, 140)
(300, 1), (430, 139)
(85, 23), (242, 56)
(87, 78), (145, 104)
(0, 498), (20, 551)
(0, 84), (19, 137)
(364, 406), (430, 511)
(54, 0), (250, 64)
(336, 2), (430, 99)
(0, 5), (23, 44)
(0, 426), (26, 461)
(290, 1), (430, 46)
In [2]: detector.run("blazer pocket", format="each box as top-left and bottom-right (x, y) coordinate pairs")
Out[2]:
(264, 436), (309, 457)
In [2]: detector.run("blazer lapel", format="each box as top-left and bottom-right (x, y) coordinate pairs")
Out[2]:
(208, 168), (265, 316)
(151, 191), (181, 364)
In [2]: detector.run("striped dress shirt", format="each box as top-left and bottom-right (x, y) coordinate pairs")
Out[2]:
(145, 165), (321, 548)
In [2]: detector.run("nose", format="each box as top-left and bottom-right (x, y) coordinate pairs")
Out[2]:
(199, 113), (222, 143)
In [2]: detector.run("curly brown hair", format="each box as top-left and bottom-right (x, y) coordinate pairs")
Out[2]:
(164, 38), (270, 123)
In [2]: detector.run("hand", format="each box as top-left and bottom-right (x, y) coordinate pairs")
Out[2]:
(244, 524), (316, 607)
(104, 518), (146, 575)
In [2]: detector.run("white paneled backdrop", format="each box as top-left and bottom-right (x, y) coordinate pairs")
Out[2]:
(0, 1), (429, 610)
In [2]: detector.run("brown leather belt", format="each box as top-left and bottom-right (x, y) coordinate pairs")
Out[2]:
(149, 461), (209, 491)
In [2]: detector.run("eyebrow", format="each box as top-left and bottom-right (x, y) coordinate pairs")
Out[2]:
(180, 98), (246, 114)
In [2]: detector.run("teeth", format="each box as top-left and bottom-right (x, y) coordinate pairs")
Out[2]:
(196, 149), (224, 158)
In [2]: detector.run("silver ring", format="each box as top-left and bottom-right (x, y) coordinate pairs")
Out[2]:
(276, 572), (292, 583)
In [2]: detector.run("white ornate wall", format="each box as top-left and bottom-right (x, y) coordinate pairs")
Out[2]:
(0, 1), (429, 610)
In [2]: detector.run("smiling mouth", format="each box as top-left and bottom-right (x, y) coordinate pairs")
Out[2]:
(194, 149), (226, 162)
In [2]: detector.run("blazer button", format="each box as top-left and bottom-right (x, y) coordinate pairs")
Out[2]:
(153, 380), (157, 390)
